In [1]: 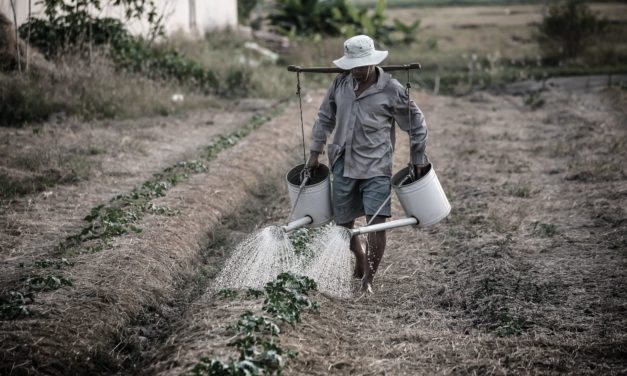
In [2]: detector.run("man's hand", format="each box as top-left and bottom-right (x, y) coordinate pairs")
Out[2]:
(305, 151), (320, 172)
(413, 163), (430, 179)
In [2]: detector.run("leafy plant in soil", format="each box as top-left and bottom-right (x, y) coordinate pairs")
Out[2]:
(186, 273), (317, 375)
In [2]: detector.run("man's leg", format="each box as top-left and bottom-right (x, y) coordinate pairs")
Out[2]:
(337, 220), (367, 278)
(331, 156), (366, 279)
(362, 215), (387, 289)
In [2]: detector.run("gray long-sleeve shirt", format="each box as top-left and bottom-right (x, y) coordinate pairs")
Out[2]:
(310, 66), (428, 179)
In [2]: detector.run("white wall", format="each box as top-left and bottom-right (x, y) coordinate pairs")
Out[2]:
(0, 1), (44, 25)
(0, 0), (238, 36)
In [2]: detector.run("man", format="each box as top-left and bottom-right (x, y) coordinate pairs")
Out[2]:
(305, 35), (429, 293)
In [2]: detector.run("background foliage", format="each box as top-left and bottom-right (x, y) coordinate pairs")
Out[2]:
(538, 0), (608, 59)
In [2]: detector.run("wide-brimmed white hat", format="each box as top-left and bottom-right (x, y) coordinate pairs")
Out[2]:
(333, 35), (388, 70)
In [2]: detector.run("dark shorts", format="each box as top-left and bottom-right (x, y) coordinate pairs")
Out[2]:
(332, 157), (391, 225)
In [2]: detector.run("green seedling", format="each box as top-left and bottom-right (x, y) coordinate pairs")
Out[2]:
(230, 311), (281, 336)
(33, 258), (75, 269)
(508, 185), (530, 198)
(245, 289), (264, 299)
(186, 273), (317, 375)
(532, 221), (558, 237)
(0, 291), (34, 320)
(59, 110), (278, 257)
(217, 289), (238, 299)
(25, 275), (73, 292)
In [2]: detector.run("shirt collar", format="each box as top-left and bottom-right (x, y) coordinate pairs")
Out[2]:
(349, 66), (389, 94)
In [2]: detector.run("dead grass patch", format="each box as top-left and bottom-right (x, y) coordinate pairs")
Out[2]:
(0, 91), (321, 375)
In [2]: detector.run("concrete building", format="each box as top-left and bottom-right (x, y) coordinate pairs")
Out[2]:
(0, 0), (237, 36)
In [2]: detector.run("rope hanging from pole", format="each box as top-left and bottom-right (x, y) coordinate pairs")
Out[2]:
(406, 68), (415, 181)
(296, 72), (307, 166)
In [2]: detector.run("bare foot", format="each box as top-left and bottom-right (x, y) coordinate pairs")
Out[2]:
(353, 267), (364, 279)
(360, 278), (373, 295)
(353, 245), (366, 279)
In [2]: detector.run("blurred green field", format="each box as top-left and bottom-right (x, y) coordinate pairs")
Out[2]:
(283, 2), (627, 94)
(352, 0), (612, 8)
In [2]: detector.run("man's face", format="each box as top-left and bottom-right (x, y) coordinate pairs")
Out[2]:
(351, 65), (374, 83)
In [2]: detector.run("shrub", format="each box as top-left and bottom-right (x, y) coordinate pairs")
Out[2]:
(20, 15), (220, 93)
(19, 14), (131, 58)
(268, 0), (393, 44)
(393, 18), (420, 45)
(0, 74), (67, 126)
(238, 0), (260, 26)
(539, 0), (607, 60)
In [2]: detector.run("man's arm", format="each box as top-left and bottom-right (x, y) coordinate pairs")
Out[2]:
(391, 83), (429, 177)
(306, 78), (339, 170)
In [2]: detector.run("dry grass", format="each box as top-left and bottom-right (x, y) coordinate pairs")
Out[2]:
(1, 4), (627, 375)
(0, 51), (218, 127)
(0, 91), (320, 375)
(131, 88), (627, 376)
(1, 84), (625, 375)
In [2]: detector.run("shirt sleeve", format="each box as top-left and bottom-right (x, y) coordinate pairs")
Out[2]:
(390, 81), (429, 165)
(310, 75), (340, 154)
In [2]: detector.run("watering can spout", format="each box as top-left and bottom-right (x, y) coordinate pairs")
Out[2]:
(350, 217), (418, 237)
(282, 216), (313, 233)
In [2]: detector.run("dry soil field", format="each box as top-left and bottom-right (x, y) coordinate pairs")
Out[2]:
(1, 3), (626, 374)
(1, 81), (625, 375)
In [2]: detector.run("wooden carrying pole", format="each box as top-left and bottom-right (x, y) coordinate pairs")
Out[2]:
(287, 63), (421, 73)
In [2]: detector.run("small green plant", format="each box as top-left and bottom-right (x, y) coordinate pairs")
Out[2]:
(508, 184), (531, 198)
(230, 311), (281, 336)
(204, 113), (273, 160)
(33, 258), (75, 269)
(0, 291), (34, 320)
(25, 275), (73, 292)
(59, 109), (278, 257)
(2, 274), (73, 319)
(263, 273), (319, 326)
(245, 289), (265, 299)
(186, 273), (316, 375)
(492, 310), (529, 337)
(288, 227), (316, 256)
(532, 221), (557, 237)
(217, 289), (239, 299)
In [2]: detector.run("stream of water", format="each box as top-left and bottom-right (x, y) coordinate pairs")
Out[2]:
(214, 225), (353, 298)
